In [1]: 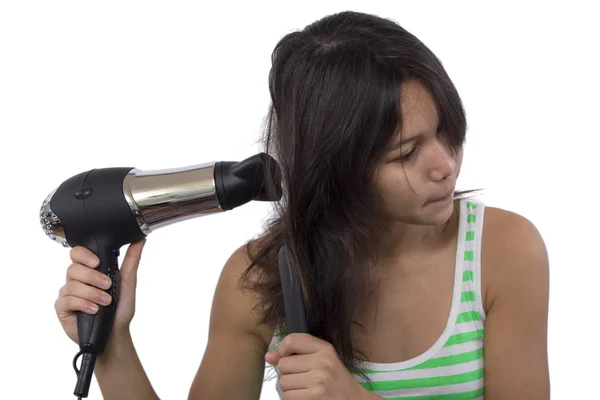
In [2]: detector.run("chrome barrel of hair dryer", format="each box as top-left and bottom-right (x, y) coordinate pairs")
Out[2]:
(39, 152), (282, 399)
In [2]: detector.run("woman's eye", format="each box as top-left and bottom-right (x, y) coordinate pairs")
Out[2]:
(398, 147), (417, 161)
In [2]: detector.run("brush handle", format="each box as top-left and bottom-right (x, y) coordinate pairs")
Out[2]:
(278, 246), (309, 334)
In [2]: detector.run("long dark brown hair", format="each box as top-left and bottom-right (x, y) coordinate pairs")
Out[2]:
(240, 10), (481, 380)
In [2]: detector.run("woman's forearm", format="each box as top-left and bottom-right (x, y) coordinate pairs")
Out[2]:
(94, 330), (160, 400)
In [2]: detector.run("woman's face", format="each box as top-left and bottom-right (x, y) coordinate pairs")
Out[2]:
(373, 80), (463, 227)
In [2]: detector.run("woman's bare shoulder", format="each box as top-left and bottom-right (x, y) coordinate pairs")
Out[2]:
(219, 239), (278, 347)
(481, 205), (549, 313)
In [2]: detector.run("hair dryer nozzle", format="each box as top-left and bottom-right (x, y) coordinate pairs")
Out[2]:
(215, 152), (282, 210)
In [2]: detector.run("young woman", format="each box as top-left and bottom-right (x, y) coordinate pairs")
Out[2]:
(54, 10), (550, 400)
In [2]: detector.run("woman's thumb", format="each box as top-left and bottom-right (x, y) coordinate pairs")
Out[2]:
(119, 238), (146, 285)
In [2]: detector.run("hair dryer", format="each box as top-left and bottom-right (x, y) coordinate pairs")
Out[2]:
(39, 152), (282, 399)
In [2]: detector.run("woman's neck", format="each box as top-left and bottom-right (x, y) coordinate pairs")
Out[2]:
(375, 200), (459, 262)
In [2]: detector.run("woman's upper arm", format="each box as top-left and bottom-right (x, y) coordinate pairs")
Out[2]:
(482, 208), (550, 399)
(189, 245), (274, 400)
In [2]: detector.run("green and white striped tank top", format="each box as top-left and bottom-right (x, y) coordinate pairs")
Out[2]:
(264, 198), (486, 399)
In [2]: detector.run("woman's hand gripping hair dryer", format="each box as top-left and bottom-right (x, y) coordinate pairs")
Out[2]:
(39, 152), (282, 399)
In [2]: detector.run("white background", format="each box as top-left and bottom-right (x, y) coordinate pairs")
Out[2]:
(1, 1), (598, 399)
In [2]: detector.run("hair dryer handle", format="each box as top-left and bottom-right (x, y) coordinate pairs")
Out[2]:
(77, 237), (120, 355)
(72, 237), (120, 397)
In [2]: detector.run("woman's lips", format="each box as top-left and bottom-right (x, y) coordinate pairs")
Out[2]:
(427, 191), (453, 205)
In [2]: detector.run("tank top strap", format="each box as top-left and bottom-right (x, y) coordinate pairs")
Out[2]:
(458, 197), (487, 323)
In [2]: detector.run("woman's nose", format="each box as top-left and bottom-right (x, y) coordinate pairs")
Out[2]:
(428, 143), (456, 181)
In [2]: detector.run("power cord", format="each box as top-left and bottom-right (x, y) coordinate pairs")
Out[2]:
(72, 349), (97, 399)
